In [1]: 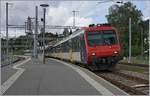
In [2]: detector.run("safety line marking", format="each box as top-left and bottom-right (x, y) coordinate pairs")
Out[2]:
(1, 58), (31, 95)
(51, 58), (115, 96)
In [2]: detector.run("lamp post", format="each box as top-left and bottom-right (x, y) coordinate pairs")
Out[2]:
(6, 2), (13, 65)
(40, 4), (49, 64)
(34, 6), (38, 59)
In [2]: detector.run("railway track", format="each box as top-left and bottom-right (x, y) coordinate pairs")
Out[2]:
(95, 70), (149, 95)
(1, 57), (25, 67)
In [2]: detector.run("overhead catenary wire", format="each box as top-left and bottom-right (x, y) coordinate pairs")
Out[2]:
(1, 0), (146, 2)
(82, 0), (114, 18)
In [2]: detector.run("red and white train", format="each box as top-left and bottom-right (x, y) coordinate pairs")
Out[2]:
(48, 24), (123, 70)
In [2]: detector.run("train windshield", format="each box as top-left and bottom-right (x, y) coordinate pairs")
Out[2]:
(86, 30), (117, 46)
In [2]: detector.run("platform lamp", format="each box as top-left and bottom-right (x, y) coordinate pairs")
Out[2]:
(40, 4), (49, 64)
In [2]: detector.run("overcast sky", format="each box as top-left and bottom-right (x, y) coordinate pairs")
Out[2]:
(0, 0), (149, 37)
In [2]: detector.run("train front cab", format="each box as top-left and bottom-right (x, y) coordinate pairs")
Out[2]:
(83, 26), (122, 70)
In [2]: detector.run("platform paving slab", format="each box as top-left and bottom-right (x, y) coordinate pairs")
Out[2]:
(3, 59), (101, 95)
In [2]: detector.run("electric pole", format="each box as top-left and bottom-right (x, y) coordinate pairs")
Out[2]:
(6, 2), (9, 64)
(72, 10), (79, 27)
(34, 6), (38, 58)
(129, 17), (132, 63)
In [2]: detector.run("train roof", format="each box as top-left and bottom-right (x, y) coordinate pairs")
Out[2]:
(53, 28), (84, 47)
(53, 24), (116, 47)
(83, 25), (116, 31)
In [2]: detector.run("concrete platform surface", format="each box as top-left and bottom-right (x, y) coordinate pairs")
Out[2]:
(1, 58), (128, 95)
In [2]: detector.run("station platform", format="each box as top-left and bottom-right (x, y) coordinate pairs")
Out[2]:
(1, 57), (128, 95)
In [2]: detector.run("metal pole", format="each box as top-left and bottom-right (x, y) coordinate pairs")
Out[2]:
(34, 6), (38, 58)
(25, 22), (28, 49)
(141, 27), (143, 58)
(11, 38), (14, 65)
(72, 10), (75, 27)
(129, 17), (132, 63)
(25, 22), (27, 33)
(43, 8), (46, 64)
(6, 2), (9, 64)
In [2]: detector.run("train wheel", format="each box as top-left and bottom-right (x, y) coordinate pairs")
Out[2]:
(108, 63), (117, 71)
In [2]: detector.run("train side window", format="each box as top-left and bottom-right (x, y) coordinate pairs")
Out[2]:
(67, 39), (72, 51)
(65, 41), (69, 52)
(62, 42), (65, 52)
(72, 38), (76, 52)
(72, 37), (77, 52)
(63, 42), (66, 52)
(60, 44), (62, 52)
(71, 38), (74, 51)
(65, 41), (68, 52)
(74, 36), (78, 51)
(62, 43), (64, 52)
(78, 36), (81, 51)
(64, 42), (67, 52)
(77, 37), (80, 51)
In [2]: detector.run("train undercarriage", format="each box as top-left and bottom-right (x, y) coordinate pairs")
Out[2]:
(88, 55), (122, 71)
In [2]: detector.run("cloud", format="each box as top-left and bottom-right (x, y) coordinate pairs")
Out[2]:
(47, 6), (69, 25)
(132, 0), (149, 20)
(46, 1), (95, 33)
(65, 17), (93, 26)
(143, 0), (150, 20)
(47, 3), (94, 27)
(1, 1), (148, 37)
(0, 1), (61, 36)
(1, 29), (25, 38)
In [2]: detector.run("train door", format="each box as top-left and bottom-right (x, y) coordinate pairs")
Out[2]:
(80, 34), (87, 64)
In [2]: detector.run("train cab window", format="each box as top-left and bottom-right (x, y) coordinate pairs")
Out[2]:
(102, 30), (118, 45)
(86, 31), (103, 46)
(86, 30), (117, 47)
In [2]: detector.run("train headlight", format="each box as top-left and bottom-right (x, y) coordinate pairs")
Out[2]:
(114, 51), (118, 54)
(91, 52), (96, 56)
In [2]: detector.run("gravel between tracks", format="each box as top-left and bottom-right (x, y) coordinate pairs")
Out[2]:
(95, 71), (149, 95)
(118, 70), (149, 81)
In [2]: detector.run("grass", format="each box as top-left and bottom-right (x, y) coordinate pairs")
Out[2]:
(1, 55), (19, 65)
(13, 49), (24, 55)
(120, 56), (149, 64)
(117, 64), (148, 73)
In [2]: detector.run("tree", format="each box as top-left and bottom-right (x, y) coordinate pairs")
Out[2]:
(63, 28), (69, 37)
(69, 29), (72, 35)
(106, 2), (143, 56)
(139, 20), (149, 56)
(55, 32), (58, 37)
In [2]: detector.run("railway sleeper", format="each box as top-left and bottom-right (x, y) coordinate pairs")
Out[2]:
(98, 74), (147, 95)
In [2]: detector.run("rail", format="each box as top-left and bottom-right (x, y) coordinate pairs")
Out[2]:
(95, 71), (149, 95)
